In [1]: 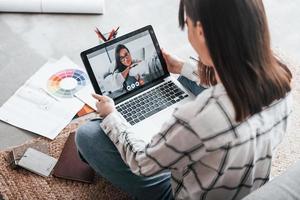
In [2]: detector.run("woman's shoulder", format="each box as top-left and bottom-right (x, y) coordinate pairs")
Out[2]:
(172, 84), (238, 148)
(172, 84), (292, 150)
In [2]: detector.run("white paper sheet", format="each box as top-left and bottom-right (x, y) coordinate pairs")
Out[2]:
(0, 57), (85, 140)
(75, 84), (97, 111)
(0, 0), (105, 14)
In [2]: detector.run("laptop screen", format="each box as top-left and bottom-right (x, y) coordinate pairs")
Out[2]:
(86, 30), (165, 99)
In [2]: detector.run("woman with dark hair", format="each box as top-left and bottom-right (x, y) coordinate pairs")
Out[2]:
(113, 44), (144, 91)
(105, 43), (165, 94)
(76, 0), (292, 199)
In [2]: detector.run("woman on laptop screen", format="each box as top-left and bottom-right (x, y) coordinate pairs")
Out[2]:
(76, 0), (292, 199)
(113, 44), (144, 91)
(104, 43), (164, 96)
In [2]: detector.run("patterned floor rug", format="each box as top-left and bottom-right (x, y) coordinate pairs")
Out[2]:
(0, 120), (131, 200)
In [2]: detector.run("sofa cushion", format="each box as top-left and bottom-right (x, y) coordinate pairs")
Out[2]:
(243, 160), (300, 200)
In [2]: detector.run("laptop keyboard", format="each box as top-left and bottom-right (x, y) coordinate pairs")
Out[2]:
(116, 81), (188, 125)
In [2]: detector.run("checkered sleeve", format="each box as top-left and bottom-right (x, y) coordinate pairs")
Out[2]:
(100, 111), (207, 176)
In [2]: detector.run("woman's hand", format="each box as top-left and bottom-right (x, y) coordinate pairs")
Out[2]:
(92, 94), (116, 118)
(136, 74), (145, 85)
(121, 66), (131, 78)
(161, 49), (184, 74)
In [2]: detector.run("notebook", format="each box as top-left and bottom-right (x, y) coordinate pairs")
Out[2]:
(53, 132), (95, 183)
(18, 147), (57, 177)
(8, 141), (49, 169)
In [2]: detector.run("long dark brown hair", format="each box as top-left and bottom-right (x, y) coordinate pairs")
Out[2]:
(114, 44), (130, 73)
(179, 0), (292, 122)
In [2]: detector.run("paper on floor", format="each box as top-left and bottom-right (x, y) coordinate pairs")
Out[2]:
(75, 84), (97, 111)
(0, 57), (85, 140)
(0, 0), (105, 14)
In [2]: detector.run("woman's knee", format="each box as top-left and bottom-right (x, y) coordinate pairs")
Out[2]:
(75, 119), (116, 155)
(75, 121), (128, 177)
(75, 120), (103, 151)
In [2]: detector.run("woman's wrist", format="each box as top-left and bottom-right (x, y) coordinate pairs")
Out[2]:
(121, 67), (130, 78)
(176, 61), (184, 74)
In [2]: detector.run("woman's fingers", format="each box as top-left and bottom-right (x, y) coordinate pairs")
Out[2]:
(92, 94), (111, 102)
(161, 48), (171, 68)
(92, 93), (115, 117)
(92, 93), (103, 100)
(161, 48), (168, 60)
(92, 94), (114, 104)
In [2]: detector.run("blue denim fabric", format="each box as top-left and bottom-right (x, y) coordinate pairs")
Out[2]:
(75, 76), (205, 200)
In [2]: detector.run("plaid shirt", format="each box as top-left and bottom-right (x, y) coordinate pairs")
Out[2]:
(100, 63), (292, 200)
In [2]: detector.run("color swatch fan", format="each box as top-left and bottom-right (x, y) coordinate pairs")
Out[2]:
(47, 69), (88, 98)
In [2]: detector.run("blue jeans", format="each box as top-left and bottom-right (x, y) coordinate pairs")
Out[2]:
(75, 76), (205, 200)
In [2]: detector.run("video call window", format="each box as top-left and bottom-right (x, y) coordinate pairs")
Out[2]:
(87, 31), (165, 99)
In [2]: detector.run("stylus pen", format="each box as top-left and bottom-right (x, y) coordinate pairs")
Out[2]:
(107, 29), (115, 41)
(113, 26), (120, 38)
(95, 30), (103, 41)
(112, 30), (118, 39)
(95, 27), (107, 42)
(189, 56), (200, 77)
(189, 56), (199, 62)
(108, 26), (120, 40)
(114, 26), (120, 33)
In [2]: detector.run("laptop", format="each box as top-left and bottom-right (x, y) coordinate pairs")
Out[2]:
(81, 25), (195, 142)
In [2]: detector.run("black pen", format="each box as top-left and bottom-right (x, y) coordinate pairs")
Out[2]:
(189, 56), (200, 77)
(112, 26), (120, 39)
(189, 56), (199, 62)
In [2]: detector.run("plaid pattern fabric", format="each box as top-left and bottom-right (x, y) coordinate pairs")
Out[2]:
(101, 81), (292, 200)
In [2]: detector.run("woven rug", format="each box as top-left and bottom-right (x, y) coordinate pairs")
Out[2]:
(0, 118), (131, 200)
(0, 54), (299, 200)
